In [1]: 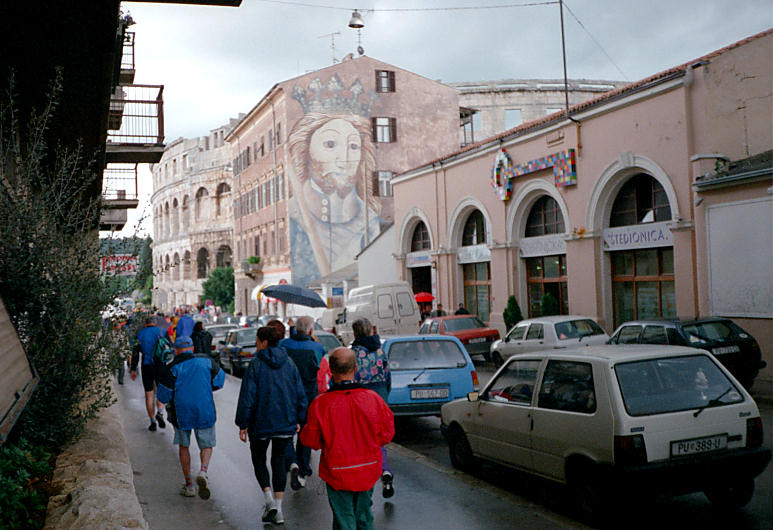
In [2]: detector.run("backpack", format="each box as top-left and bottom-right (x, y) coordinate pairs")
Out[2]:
(152, 335), (175, 366)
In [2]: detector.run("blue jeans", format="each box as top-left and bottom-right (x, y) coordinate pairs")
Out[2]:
(326, 484), (374, 530)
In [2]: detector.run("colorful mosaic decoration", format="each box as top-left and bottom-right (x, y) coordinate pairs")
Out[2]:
(491, 148), (578, 201)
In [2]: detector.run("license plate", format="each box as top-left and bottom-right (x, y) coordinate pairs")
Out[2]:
(671, 434), (727, 457)
(411, 388), (449, 400)
(712, 345), (740, 355)
(469, 337), (486, 344)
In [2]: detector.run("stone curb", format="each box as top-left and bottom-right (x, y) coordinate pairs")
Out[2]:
(44, 391), (147, 530)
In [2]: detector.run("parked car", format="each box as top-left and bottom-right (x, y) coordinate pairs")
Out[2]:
(440, 345), (771, 516)
(219, 327), (258, 377)
(313, 330), (343, 354)
(238, 315), (260, 327)
(491, 315), (609, 367)
(383, 335), (478, 417)
(205, 323), (236, 360)
(607, 318), (765, 389)
(418, 315), (499, 363)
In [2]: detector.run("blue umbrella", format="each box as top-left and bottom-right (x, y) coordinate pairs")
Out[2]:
(260, 284), (326, 308)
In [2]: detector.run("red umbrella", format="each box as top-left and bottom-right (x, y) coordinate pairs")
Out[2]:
(414, 292), (434, 303)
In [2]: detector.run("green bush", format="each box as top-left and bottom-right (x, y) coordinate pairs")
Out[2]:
(246, 255), (260, 265)
(503, 295), (524, 330)
(540, 292), (560, 316)
(0, 439), (53, 529)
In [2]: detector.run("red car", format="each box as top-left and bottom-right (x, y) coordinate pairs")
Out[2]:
(418, 315), (500, 362)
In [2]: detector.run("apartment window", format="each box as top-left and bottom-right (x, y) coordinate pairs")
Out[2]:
(268, 130), (273, 151)
(254, 235), (259, 256)
(254, 187), (260, 211)
(263, 231), (268, 255)
(253, 142), (258, 162)
(372, 117), (396, 143)
(245, 147), (251, 166)
(277, 173), (284, 200)
(270, 178), (276, 203)
(260, 137), (265, 157)
(505, 109), (522, 129)
(270, 229), (275, 254)
(276, 122), (281, 145)
(374, 170), (393, 197)
(375, 70), (395, 93)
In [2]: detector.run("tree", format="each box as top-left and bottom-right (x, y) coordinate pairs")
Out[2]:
(201, 267), (234, 309)
(540, 292), (560, 317)
(503, 295), (524, 330)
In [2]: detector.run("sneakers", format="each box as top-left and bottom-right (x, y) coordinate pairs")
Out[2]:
(381, 471), (394, 498)
(290, 463), (306, 490)
(148, 420), (157, 432)
(273, 507), (285, 524)
(179, 483), (196, 497)
(261, 500), (278, 523)
(155, 412), (166, 429)
(196, 471), (210, 500)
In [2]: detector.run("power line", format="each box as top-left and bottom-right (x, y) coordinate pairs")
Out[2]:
(254, 0), (558, 12)
(563, 1), (629, 81)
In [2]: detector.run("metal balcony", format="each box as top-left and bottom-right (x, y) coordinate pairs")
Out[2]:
(100, 163), (139, 231)
(106, 84), (165, 164)
(119, 31), (136, 85)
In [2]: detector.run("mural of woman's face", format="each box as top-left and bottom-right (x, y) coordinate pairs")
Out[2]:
(309, 118), (361, 197)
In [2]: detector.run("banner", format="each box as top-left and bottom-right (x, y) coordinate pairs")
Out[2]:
(100, 254), (138, 276)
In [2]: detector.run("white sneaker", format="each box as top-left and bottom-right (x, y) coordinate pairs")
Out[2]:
(179, 484), (195, 497)
(262, 500), (277, 522)
(273, 507), (285, 524)
(196, 471), (210, 500)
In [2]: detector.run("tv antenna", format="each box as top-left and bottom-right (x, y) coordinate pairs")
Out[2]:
(318, 31), (341, 64)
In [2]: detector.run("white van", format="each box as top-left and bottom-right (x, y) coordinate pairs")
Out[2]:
(337, 282), (420, 344)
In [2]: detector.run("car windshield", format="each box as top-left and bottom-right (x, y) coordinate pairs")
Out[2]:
(614, 354), (744, 416)
(443, 317), (485, 332)
(317, 334), (341, 353)
(387, 340), (468, 370)
(681, 321), (738, 342)
(554, 319), (605, 340)
(235, 328), (258, 344)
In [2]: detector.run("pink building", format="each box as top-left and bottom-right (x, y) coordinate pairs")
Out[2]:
(392, 30), (772, 374)
(226, 56), (460, 314)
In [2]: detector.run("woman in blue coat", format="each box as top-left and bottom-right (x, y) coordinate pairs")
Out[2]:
(235, 323), (307, 525)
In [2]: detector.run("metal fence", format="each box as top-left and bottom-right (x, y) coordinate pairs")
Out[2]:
(121, 31), (135, 72)
(107, 84), (164, 144)
(102, 163), (138, 201)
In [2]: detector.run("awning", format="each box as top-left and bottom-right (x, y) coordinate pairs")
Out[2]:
(250, 284), (277, 303)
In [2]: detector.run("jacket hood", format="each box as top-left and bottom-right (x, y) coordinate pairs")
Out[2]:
(290, 333), (312, 342)
(257, 346), (289, 369)
(352, 334), (381, 351)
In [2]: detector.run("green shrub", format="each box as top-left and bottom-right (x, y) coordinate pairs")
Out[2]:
(246, 255), (260, 265)
(503, 295), (524, 330)
(540, 292), (560, 316)
(0, 439), (53, 529)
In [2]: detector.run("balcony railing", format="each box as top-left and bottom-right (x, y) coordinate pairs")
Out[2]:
(107, 84), (164, 144)
(102, 163), (138, 202)
(119, 31), (135, 84)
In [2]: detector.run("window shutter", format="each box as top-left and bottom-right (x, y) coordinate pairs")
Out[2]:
(388, 70), (395, 91)
(372, 171), (380, 197)
(390, 118), (397, 143)
(371, 118), (377, 142)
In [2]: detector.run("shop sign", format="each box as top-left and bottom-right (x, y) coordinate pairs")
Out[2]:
(332, 287), (343, 296)
(519, 235), (566, 257)
(491, 148), (577, 201)
(603, 222), (673, 251)
(457, 244), (491, 264)
(100, 254), (138, 276)
(406, 251), (432, 268)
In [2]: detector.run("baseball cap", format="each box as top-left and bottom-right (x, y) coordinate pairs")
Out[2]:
(174, 336), (194, 348)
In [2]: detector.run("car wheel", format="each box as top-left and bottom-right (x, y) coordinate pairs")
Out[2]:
(704, 478), (755, 509)
(448, 426), (479, 473)
(492, 351), (505, 368)
(568, 462), (612, 519)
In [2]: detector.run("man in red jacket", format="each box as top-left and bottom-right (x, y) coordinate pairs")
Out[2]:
(300, 347), (395, 529)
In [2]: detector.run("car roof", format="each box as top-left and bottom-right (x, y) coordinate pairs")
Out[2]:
(427, 315), (479, 320)
(512, 344), (706, 363)
(515, 315), (601, 325)
(383, 334), (464, 344)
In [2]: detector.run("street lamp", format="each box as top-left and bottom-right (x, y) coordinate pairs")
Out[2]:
(348, 10), (364, 29)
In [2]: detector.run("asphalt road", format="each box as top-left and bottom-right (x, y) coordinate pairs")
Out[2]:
(396, 363), (773, 529)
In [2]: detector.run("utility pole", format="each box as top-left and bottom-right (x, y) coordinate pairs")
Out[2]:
(317, 31), (341, 65)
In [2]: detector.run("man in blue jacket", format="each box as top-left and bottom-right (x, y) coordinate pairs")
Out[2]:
(130, 317), (167, 431)
(175, 310), (195, 339)
(158, 336), (225, 499)
(278, 316), (325, 490)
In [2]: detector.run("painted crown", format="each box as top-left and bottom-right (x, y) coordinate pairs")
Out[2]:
(291, 74), (378, 116)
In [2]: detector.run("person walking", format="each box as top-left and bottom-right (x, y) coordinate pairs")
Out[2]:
(430, 303), (447, 317)
(235, 324), (307, 525)
(278, 315), (325, 490)
(350, 318), (394, 498)
(300, 347), (395, 530)
(454, 303), (470, 315)
(157, 336), (225, 499)
(176, 311), (195, 338)
(129, 316), (168, 431)
(190, 321), (213, 355)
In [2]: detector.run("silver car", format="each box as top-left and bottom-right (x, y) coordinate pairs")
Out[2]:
(490, 315), (609, 366)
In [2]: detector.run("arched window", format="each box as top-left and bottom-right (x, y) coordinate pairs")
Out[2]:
(172, 198), (179, 235)
(216, 245), (232, 268)
(173, 253), (180, 281)
(410, 222), (431, 251)
(216, 183), (231, 217)
(164, 254), (170, 282)
(183, 250), (192, 281)
(195, 187), (209, 221)
(181, 195), (189, 231)
(164, 202), (170, 238)
(197, 248), (209, 279)
(462, 210), (485, 246)
(525, 196), (565, 237)
(610, 174), (671, 227)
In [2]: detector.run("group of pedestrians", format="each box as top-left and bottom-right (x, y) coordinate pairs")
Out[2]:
(128, 310), (395, 528)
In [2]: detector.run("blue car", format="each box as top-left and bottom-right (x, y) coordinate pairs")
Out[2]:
(383, 335), (478, 417)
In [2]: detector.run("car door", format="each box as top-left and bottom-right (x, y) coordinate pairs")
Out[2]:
(376, 292), (397, 335)
(515, 323), (545, 354)
(466, 358), (542, 471)
(496, 324), (527, 358)
(610, 325), (643, 344)
(641, 325), (668, 344)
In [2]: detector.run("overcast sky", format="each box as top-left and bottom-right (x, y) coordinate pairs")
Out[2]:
(116, 0), (772, 236)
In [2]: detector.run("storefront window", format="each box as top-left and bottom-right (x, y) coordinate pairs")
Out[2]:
(610, 174), (671, 227)
(463, 262), (491, 322)
(525, 255), (568, 317)
(612, 248), (675, 326)
(525, 196), (565, 236)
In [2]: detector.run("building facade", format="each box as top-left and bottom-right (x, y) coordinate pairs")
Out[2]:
(227, 55), (461, 315)
(151, 120), (238, 311)
(392, 30), (772, 373)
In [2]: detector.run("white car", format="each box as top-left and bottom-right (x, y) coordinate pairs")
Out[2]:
(440, 345), (770, 516)
(490, 315), (609, 366)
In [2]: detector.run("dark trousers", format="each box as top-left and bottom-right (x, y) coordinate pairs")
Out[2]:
(326, 484), (374, 530)
(287, 390), (315, 477)
(249, 435), (292, 493)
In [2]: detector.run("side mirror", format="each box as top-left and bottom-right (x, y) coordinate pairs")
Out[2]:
(218, 340), (225, 345)
(504, 336), (510, 343)
(467, 391), (479, 402)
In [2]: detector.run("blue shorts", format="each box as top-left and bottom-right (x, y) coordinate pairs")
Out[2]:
(173, 426), (216, 449)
